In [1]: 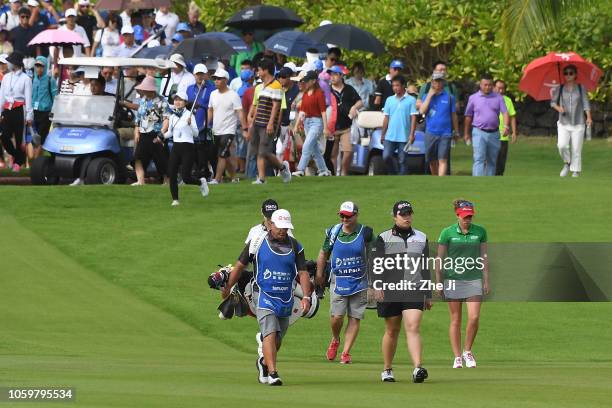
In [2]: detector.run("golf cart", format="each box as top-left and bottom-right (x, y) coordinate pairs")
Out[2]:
(30, 57), (176, 185)
(350, 111), (427, 175)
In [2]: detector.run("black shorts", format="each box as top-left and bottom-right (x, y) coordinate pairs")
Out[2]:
(216, 134), (234, 158)
(377, 301), (424, 318)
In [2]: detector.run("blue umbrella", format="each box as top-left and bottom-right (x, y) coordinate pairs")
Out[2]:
(195, 32), (248, 52)
(263, 30), (328, 57)
(133, 45), (174, 60)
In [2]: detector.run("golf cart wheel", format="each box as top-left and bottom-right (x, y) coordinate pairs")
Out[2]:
(368, 155), (386, 176)
(30, 156), (59, 185)
(86, 157), (118, 185)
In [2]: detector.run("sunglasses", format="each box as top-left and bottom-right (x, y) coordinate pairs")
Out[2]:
(457, 201), (474, 208)
(563, 71), (576, 76)
(339, 214), (354, 219)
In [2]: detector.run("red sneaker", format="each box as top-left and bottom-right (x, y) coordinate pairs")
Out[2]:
(340, 352), (352, 364)
(326, 338), (340, 361)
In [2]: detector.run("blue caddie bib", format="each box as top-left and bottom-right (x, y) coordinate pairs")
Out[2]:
(255, 238), (297, 317)
(331, 225), (368, 296)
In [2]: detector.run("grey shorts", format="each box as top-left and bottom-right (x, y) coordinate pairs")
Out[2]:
(330, 288), (368, 320)
(253, 291), (289, 340)
(444, 279), (483, 300)
(250, 126), (275, 156)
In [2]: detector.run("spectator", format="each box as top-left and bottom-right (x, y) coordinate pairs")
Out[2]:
(92, 13), (120, 57)
(112, 25), (138, 57)
(208, 67), (246, 184)
(132, 75), (169, 186)
(39, 0), (60, 28)
(0, 29), (12, 54)
(417, 60), (460, 111)
(373, 60), (403, 110)
(464, 73), (509, 176)
(100, 66), (117, 94)
(9, 7), (39, 57)
(229, 30), (264, 73)
(291, 70), (331, 177)
(380, 75), (417, 175)
(324, 47), (341, 70)
(75, 0), (103, 46)
(0, 52), (7, 80)
(0, 51), (32, 172)
(419, 72), (459, 176)
(328, 65), (362, 176)
(160, 54), (195, 100)
(0, 0), (21, 32)
(229, 58), (252, 92)
(550, 64), (591, 178)
(132, 24), (145, 45)
(118, 7), (131, 29)
(276, 66), (298, 162)
(186, 63), (216, 181)
(248, 58), (291, 184)
(155, 4), (178, 41)
(26, 0), (49, 33)
(31, 55), (56, 157)
(170, 32), (182, 46)
(494, 79), (517, 176)
(175, 22), (191, 39)
(345, 61), (374, 110)
(60, 7), (89, 55)
(59, 64), (79, 94)
(187, 3), (205, 35)
(241, 72), (257, 178)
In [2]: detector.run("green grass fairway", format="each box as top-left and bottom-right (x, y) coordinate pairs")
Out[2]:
(1, 138), (612, 407)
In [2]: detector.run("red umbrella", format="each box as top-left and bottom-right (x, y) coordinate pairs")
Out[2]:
(28, 29), (85, 47)
(519, 51), (602, 101)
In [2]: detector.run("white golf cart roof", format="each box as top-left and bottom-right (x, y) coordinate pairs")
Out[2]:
(58, 57), (176, 70)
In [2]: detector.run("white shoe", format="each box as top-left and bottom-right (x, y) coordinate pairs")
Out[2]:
(256, 357), (268, 384)
(208, 179), (219, 185)
(291, 170), (304, 177)
(231, 178), (240, 183)
(463, 350), (477, 368)
(171, 200), (180, 207)
(256, 332), (263, 358)
(572, 171), (580, 178)
(70, 178), (83, 186)
(560, 163), (570, 177)
(280, 160), (291, 183)
(381, 368), (395, 382)
(453, 356), (463, 368)
(131, 181), (143, 186)
(252, 178), (266, 185)
(200, 178), (209, 197)
(318, 170), (332, 176)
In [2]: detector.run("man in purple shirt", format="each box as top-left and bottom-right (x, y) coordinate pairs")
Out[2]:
(464, 73), (510, 176)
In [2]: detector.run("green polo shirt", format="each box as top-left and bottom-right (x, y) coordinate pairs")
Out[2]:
(437, 223), (487, 280)
(322, 224), (373, 253)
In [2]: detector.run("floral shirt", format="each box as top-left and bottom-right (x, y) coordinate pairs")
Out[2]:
(136, 96), (168, 134)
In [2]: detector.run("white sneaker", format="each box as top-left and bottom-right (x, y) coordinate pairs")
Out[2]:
(200, 178), (209, 197)
(256, 332), (263, 358)
(280, 160), (291, 183)
(381, 368), (395, 382)
(256, 357), (268, 384)
(70, 178), (83, 186)
(453, 356), (463, 368)
(572, 172), (580, 178)
(171, 200), (180, 207)
(231, 178), (240, 183)
(560, 164), (570, 177)
(463, 350), (477, 368)
(291, 170), (304, 177)
(131, 181), (143, 186)
(318, 170), (332, 177)
(252, 178), (266, 185)
(208, 179), (219, 185)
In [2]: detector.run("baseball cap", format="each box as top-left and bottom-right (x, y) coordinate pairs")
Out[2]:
(240, 69), (253, 81)
(261, 199), (279, 219)
(78, 0), (90, 5)
(313, 59), (324, 72)
(65, 8), (77, 17)
(271, 209), (294, 230)
(302, 70), (318, 82)
(193, 63), (208, 74)
(212, 68), (229, 80)
(121, 25), (134, 35)
(27, 0), (39, 7)
(390, 60), (404, 69)
(338, 201), (358, 217)
(283, 62), (297, 73)
(327, 65), (348, 75)
(393, 200), (413, 216)
(277, 67), (294, 78)
(0, 54), (7, 64)
(174, 90), (188, 101)
(455, 201), (475, 218)
(432, 72), (446, 80)
(176, 22), (191, 33)
(9, 0), (21, 4)
(171, 33), (184, 43)
(290, 70), (306, 82)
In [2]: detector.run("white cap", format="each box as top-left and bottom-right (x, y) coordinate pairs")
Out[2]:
(193, 63), (208, 74)
(271, 209), (294, 230)
(169, 53), (186, 67)
(147, 39), (161, 48)
(290, 70), (306, 82)
(174, 90), (188, 101)
(0, 54), (7, 64)
(338, 201), (358, 216)
(9, 0), (21, 4)
(212, 68), (229, 80)
(65, 8), (77, 17)
(121, 25), (134, 35)
(283, 62), (297, 73)
(78, 0), (90, 5)
(27, 0), (39, 7)
(320, 20), (332, 26)
(217, 61), (225, 70)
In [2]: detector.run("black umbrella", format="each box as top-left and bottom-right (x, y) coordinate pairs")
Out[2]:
(307, 24), (385, 55)
(133, 45), (173, 60)
(225, 5), (303, 30)
(173, 37), (236, 60)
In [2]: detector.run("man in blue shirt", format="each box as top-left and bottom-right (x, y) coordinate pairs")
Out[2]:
(381, 75), (417, 175)
(187, 63), (216, 181)
(419, 72), (459, 176)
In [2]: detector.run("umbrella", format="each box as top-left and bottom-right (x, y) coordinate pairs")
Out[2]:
(173, 37), (236, 61)
(519, 51), (603, 101)
(195, 32), (248, 52)
(28, 29), (85, 47)
(263, 30), (328, 57)
(133, 45), (173, 60)
(225, 5), (303, 30)
(306, 24), (385, 55)
(95, 0), (170, 10)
